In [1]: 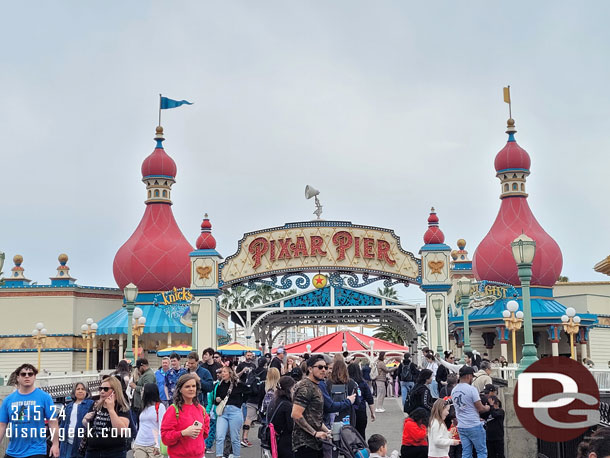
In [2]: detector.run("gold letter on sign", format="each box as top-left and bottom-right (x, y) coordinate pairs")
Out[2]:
(428, 260), (444, 274)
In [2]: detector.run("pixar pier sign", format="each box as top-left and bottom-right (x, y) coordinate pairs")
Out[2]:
(218, 221), (422, 288)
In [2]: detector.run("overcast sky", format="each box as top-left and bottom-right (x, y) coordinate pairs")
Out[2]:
(2, 2), (609, 303)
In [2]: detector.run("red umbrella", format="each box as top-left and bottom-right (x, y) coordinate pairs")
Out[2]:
(274, 330), (409, 354)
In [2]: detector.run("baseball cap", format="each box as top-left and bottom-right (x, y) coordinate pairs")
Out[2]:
(459, 365), (475, 377)
(277, 347), (285, 354)
(483, 384), (497, 393)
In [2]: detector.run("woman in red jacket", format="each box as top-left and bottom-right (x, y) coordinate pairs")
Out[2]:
(401, 407), (429, 458)
(161, 373), (210, 458)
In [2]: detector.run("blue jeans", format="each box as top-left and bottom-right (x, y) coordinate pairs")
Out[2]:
(400, 381), (414, 407)
(60, 441), (74, 458)
(216, 404), (244, 458)
(458, 423), (487, 458)
(429, 380), (439, 397)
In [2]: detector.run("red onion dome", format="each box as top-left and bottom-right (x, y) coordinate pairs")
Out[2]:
(494, 119), (531, 172)
(196, 214), (217, 250)
(423, 207), (445, 244)
(473, 120), (562, 287)
(141, 127), (177, 178)
(113, 204), (194, 291)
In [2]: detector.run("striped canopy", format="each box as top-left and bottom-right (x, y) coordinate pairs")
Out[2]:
(217, 342), (262, 356)
(96, 305), (191, 335)
(157, 344), (192, 356)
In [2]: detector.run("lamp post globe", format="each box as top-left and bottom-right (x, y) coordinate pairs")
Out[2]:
(431, 298), (444, 354)
(189, 301), (200, 354)
(457, 277), (472, 363)
(511, 234), (538, 375)
(122, 283), (138, 362)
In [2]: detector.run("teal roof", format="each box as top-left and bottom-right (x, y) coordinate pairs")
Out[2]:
(97, 305), (191, 335)
(449, 296), (598, 328)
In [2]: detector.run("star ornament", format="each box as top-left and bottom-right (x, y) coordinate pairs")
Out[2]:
(312, 274), (328, 289)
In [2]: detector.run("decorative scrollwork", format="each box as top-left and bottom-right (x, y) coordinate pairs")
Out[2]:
(244, 273), (310, 290)
(328, 272), (408, 289)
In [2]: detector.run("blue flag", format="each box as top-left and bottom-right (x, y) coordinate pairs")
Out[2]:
(160, 97), (193, 109)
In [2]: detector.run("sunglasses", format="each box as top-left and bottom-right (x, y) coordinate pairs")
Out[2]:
(19, 372), (35, 377)
(313, 365), (328, 370)
(100, 387), (112, 392)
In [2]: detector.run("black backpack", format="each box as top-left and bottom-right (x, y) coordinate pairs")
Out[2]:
(245, 369), (264, 397)
(404, 385), (424, 414)
(328, 383), (348, 403)
(258, 400), (288, 450)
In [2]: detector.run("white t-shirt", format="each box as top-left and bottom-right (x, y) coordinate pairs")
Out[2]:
(451, 382), (482, 428)
(67, 402), (80, 444)
(135, 403), (167, 447)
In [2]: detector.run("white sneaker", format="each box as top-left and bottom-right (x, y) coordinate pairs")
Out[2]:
(375, 408), (386, 412)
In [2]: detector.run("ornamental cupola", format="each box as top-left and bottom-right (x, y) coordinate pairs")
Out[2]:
(2, 255), (31, 286)
(472, 118), (563, 287)
(495, 119), (531, 198)
(113, 126), (194, 292)
(50, 253), (76, 286)
(141, 126), (177, 204)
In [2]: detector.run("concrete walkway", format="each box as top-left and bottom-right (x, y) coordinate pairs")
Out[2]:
(235, 396), (406, 458)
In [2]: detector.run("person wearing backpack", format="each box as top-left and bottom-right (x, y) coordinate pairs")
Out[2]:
(133, 383), (166, 457)
(160, 373), (210, 458)
(403, 369), (435, 415)
(325, 360), (359, 426)
(241, 357), (268, 447)
(347, 362), (376, 439)
(264, 376), (296, 458)
(398, 353), (417, 409)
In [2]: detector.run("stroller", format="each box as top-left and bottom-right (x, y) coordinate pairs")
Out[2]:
(330, 424), (370, 458)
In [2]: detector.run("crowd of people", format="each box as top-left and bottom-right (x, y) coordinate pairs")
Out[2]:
(0, 346), (608, 458)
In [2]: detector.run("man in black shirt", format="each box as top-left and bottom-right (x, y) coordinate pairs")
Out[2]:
(270, 347), (285, 373)
(200, 347), (222, 380)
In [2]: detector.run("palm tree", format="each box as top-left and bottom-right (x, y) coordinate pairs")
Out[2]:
(219, 286), (255, 310)
(377, 286), (399, 300)
(373, 325), (405, 345)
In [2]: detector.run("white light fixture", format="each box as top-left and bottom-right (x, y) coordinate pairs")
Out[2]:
(457, 277), (471, 298)
(190, 302), (200, 315)
(86, 318), (93, 325)
(507, 300), (519, 313)
(565, 307), (576, 318)
(91, 323), (98, 331)
(511, 234), (536, 265)
(516, 311), (524, 319)
(138, 316), (146, 325)
(36, 322), (44, 331)
(41, 328), (47, 335)
(133, 307), (143, 320)
(574, 316), (581, 324)
(124, 283), (138, 303)
(432, 298), (443, 312)
(502, 310), (510, 318)
(81, 324), (88, 332)
(32, 329), (39, 336)
(561, 315), (569, 323)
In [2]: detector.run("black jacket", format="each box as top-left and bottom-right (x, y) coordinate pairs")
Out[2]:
(407, 383), (435, 412)
(267, 397), (294, 458)
(485, 406), (505, 440)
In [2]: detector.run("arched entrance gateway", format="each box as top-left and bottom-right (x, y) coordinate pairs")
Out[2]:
(190, 215), (454, 351)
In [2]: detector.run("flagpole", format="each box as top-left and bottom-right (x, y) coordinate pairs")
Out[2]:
(159, 93), (162, 126)
(507, 85), (511, 119)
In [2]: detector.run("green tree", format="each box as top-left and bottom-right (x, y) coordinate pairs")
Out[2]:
(373, 325), (405, 345)
(377, 286), (399, 300)
(219, 286), (255, 310)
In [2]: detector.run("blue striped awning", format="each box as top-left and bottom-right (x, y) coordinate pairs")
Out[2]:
(97, 305), (191, 335)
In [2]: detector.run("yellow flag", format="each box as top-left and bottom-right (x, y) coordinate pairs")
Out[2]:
(503, 87), (511, 104)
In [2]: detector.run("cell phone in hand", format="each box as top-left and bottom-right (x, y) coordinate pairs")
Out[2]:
(193, 421), (202, 427)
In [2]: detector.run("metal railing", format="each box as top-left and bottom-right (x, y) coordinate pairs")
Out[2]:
(491, 365), (610, 391)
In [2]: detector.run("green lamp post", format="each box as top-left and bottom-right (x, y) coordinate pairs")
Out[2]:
(190, 301), (200, 354)
(457, 277), (473, 363)
(123, 283), (138, 361)
(432, 298), (444, 354)
(511, 234), (539, 376)
(0, 251), (5, 286)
